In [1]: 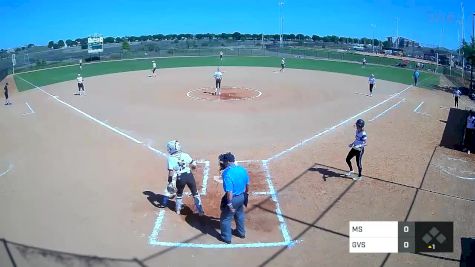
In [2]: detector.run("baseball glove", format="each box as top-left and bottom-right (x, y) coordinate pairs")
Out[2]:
(166, 182), (177, 195)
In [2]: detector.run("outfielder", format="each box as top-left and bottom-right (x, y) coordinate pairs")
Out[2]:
(76, 74), (85, 96)
(368, 74), (376, 97)
(280, 58), (286, 72)
(413, 69), (420, 86)
(79, 59), (83, 70)
(213, 67), (223, 96)
(219, 51), (223, 61)
(346, 119), (367, 180)
(362, 57), (367, 67)
(164, 140), (204, 216)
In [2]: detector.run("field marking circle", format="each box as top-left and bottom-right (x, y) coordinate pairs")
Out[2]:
(186, 86), (262, 102)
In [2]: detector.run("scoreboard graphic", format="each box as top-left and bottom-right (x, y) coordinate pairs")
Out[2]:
(349, 221), (453, 253)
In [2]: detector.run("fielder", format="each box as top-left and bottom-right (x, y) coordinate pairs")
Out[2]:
(219, 51), (224, 61)
(368, 74), (376, 97)
(213, 67), (223, 96)
(362, 57), (367, 67)
(152, 60), (157, 77)
(76, 74), (85, 96)
(164, 140), (204, 216)
(346, 119), (367, 180)
(79, 59), (82, 70)
(280, 58), (286, 72)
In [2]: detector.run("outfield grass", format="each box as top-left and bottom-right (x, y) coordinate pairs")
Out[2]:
(14, 56), (439, 91)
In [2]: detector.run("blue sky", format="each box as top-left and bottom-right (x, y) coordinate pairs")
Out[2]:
(1, 0), (474, 49)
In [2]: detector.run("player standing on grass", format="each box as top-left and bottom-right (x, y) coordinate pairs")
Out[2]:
(453, 88), (461, 108)
(213, 67), (223, 96)
(280, 58), (286, 72)
(362, 57), (367, 67)
(368, 74), (376, 96)
(79, 59), (83, 70)
(219, 51), (224, 61)
(164, 140), (204, 216)
(4, 82), (11, 105)
(346, 119), (367, 181)
(76, 74), (85, 96)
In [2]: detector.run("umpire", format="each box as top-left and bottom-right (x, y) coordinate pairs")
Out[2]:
(218, 152), (249, 244)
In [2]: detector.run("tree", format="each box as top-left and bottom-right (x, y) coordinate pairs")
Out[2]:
(27, 44), (35, 48)
(232, 32), (241, 40)
(57, 40), (65, 48)
(104, 37), (115, 43)
(66, 39), (75, 47)
(122, 40), (130, 51)
(48, 41), (54, 49)
(462, 40), (475, 90)
(382, 41), (390, 48)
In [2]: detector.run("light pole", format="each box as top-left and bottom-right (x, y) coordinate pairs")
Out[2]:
(470, 13), (474, 92)
(279, 0), (284, 48)
(371, 24), (376, 53)
(395, 17), (399, 48)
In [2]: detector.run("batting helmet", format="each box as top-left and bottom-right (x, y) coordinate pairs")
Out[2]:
(166, 140), (181, 154)
(356, 119), (365, 128)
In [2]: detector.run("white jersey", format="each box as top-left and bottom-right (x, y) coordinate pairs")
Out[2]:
(77, 76), (83, 83)
(214, 71), (223, 80)
(152, 62), (156, 68)
(168, 152), (194, 175)
(281, 59), (285, 65)
(352, 130), (367, 150)
(369, 77), (376, 84)
(454, 89), (461, 97)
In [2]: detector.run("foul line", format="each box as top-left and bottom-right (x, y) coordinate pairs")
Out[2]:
(413, 101), (430, 116)
(368, 99), (405, 122)
(16, 76), (171, 160)
(267, 84), (414, 161)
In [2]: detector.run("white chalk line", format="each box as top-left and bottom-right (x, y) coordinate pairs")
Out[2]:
(262, 160), (292, 243)
(368, 98), (405, 122)
(267, 84), (414, 161)
(148, 159), (294, 248)
(435, 165), (475, 180)
(413, 101), (431, 116)
(0, 163), (13, 177)
(199, 161), (210, 195)
(21, 102), (36, 116)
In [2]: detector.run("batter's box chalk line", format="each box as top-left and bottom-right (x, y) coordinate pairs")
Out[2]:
(148, 159), (295, 248)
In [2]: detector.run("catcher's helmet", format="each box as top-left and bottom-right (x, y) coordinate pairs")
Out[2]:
(166, 140), (181, 154)
(356, 119), (365, 128)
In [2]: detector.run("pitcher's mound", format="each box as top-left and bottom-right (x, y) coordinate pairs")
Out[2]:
(187, 86), (262, 101)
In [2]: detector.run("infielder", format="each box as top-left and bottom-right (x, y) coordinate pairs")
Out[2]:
(76, 74), (85, 96)
(346, 119), (367, 180)
(280, 58), (286, 72)
(213, 67), (223, 96)
(4, 82), (11, 105)
(152, 60), (157, 77)
(164, 140), (204, 216)
(454, 88), (461, 108)
(368, 74), (376, 97)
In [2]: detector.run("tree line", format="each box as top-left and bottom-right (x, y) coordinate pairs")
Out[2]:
(45, 32), (382, 50)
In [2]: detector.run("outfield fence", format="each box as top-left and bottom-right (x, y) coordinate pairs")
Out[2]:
(0, 39), (444, 78)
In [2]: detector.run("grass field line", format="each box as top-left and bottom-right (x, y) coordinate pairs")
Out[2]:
(267, 84), (414, 162)
(0, 163), (13, 177)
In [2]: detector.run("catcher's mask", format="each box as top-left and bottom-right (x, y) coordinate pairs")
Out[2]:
(218, 152), (235, 171)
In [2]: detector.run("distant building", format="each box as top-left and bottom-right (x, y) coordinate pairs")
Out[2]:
(386, 37), (420, 48)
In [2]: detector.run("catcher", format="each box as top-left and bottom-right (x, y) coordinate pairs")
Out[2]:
(163, 140), (204, 216)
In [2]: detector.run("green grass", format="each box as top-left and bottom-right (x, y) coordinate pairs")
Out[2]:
(14, 56), (439, 91)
